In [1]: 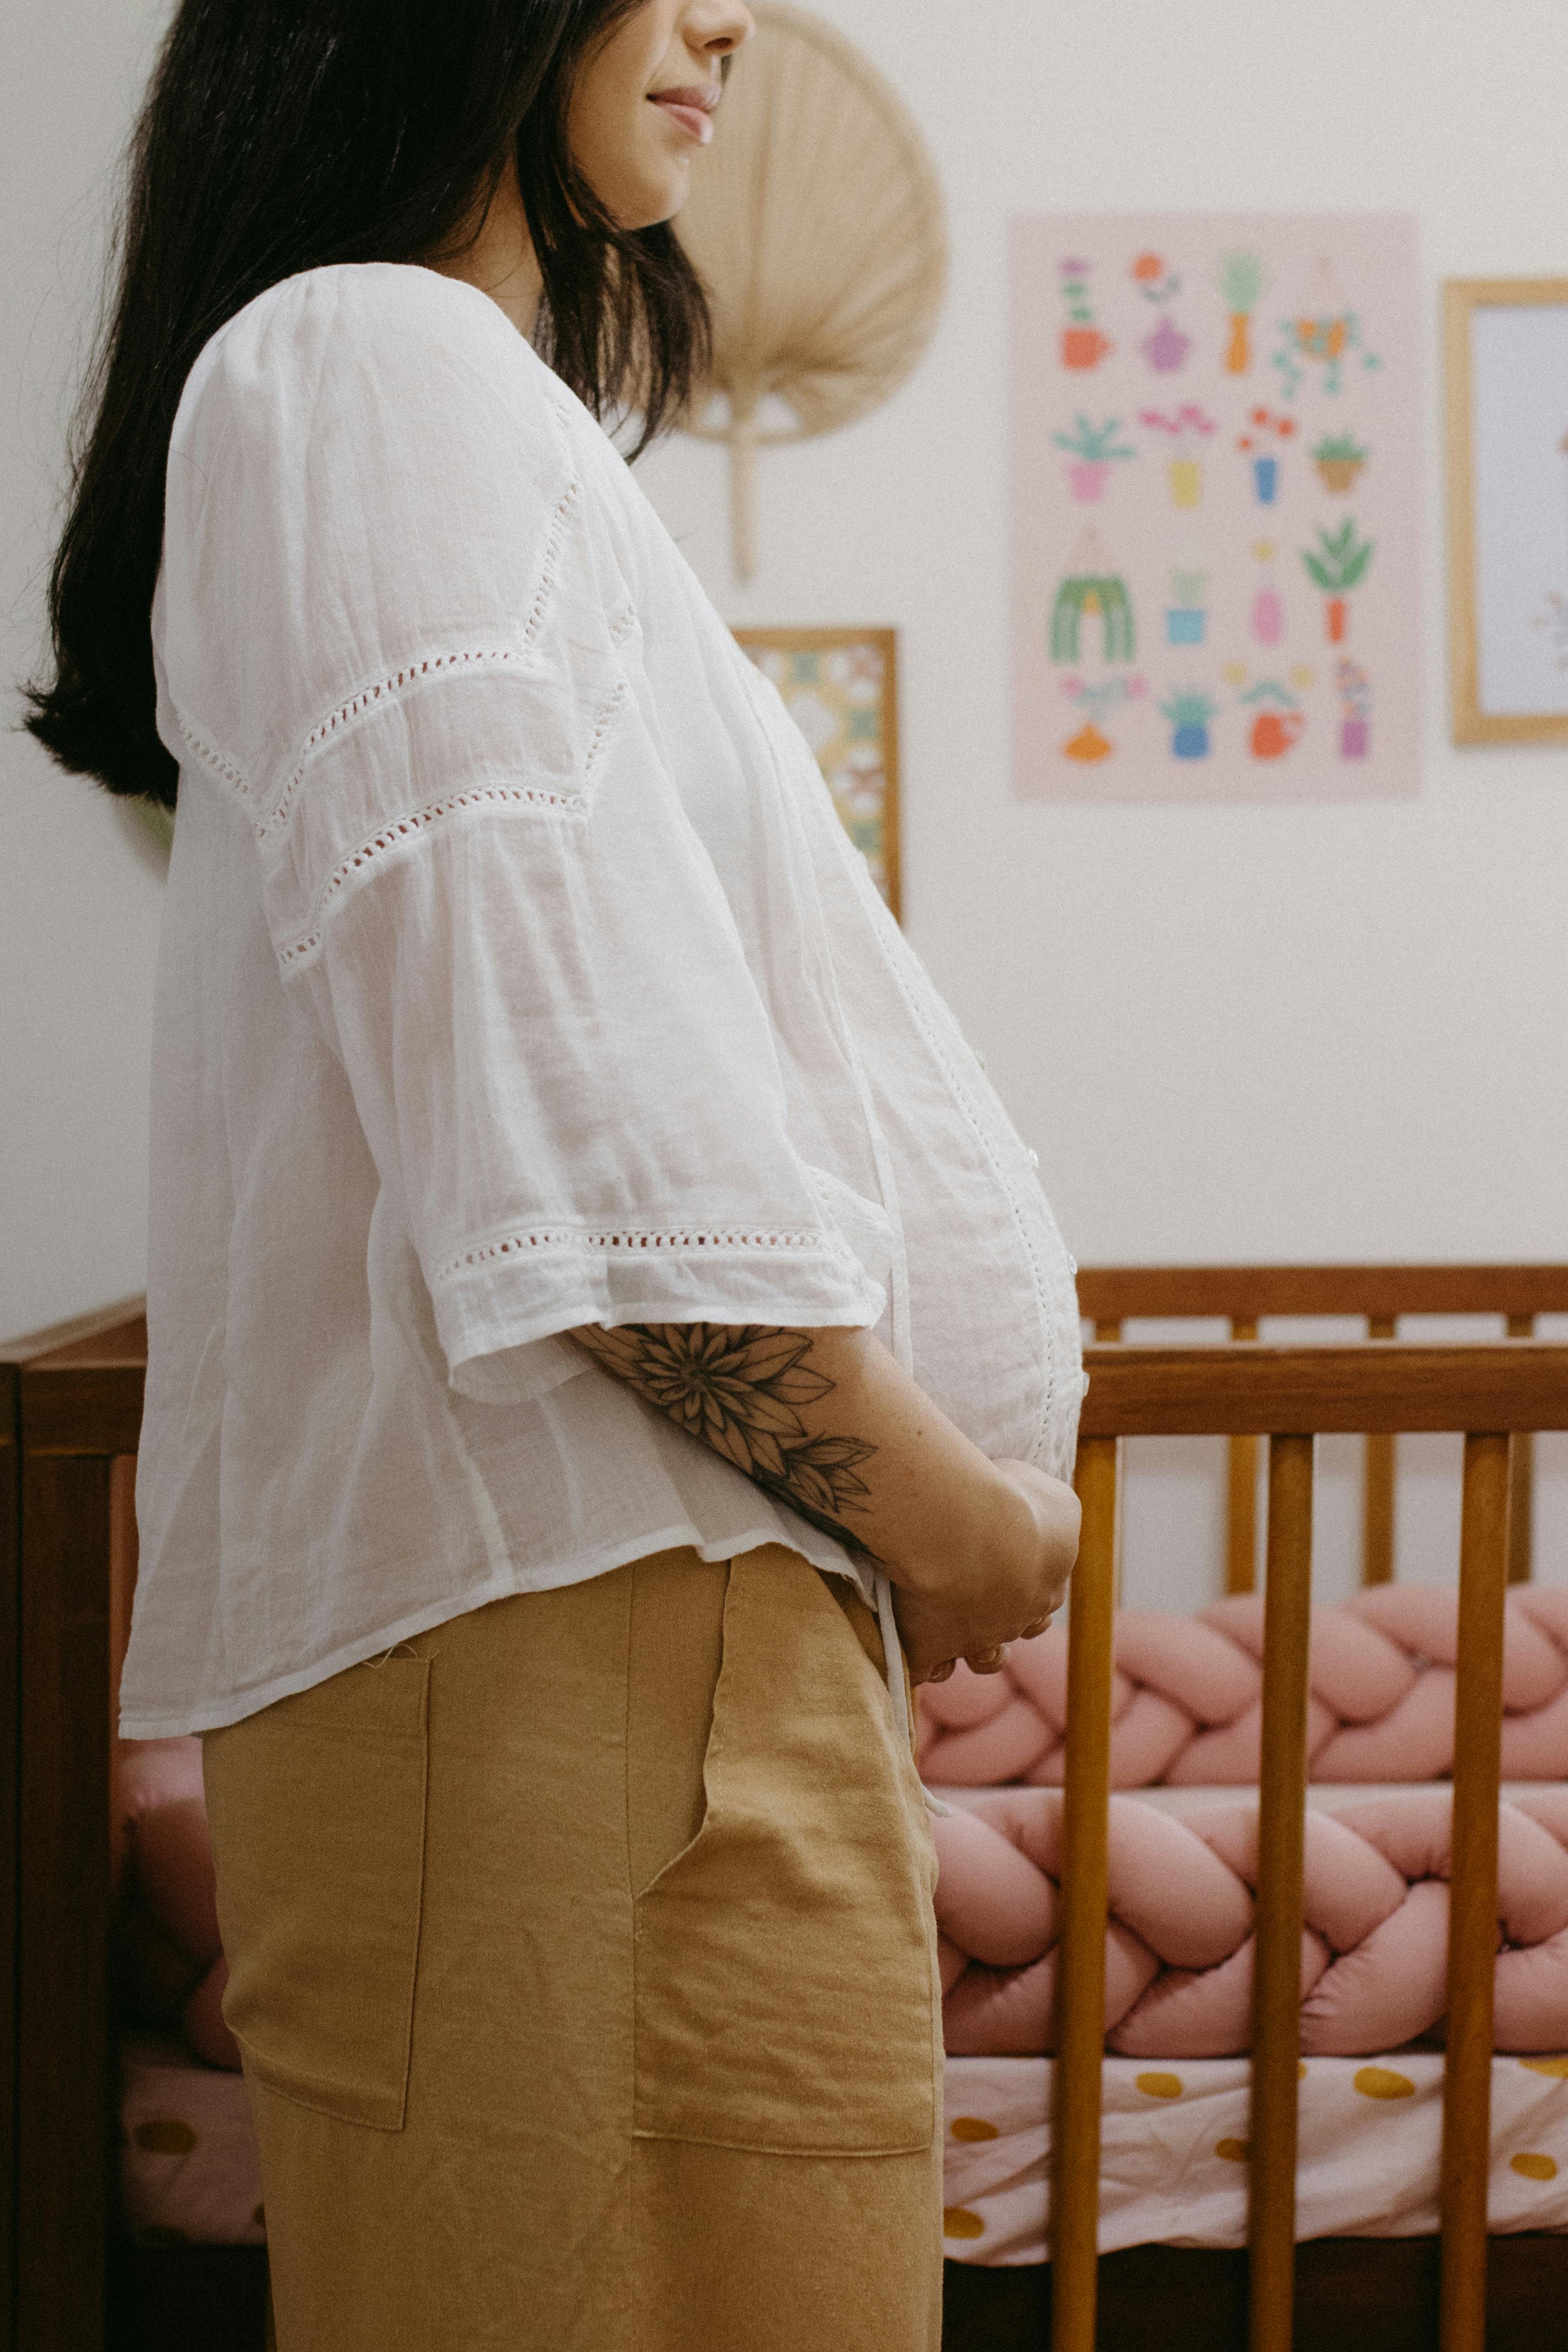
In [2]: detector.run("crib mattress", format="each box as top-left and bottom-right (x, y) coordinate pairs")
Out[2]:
(942, 2052), (1568, 2266)
(121, 2029), (1568, 2260)
(121, 2033), (265, 2249)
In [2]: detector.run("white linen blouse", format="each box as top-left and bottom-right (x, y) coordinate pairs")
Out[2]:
(120, 263), (1082, 1740)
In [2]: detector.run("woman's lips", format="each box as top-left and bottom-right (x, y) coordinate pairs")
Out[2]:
(649, 93), (715, 145)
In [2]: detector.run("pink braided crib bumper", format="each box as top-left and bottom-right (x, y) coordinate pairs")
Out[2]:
(936, 1787), (1568, 2059)
(917, 1586), (1568, 1788)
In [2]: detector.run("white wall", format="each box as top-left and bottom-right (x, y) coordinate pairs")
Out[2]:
(637, 0), (1568, 1269)
(6, 0), (1568, 1353)
(2, 0), (171, 1339)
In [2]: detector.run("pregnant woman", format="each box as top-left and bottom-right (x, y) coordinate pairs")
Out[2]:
(27, 2), (1083, 2345)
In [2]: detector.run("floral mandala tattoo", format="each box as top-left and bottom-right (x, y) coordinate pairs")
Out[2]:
(572, 1323), (881, 1559)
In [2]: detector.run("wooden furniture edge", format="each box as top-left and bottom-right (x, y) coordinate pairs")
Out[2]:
(1248, 1436), (1314, 2350)
(1051, 1437), (1118, 2352)
(19, 1366), (146, 1458)
(1074, 1264), (1568, 1321)
(1078, 1341), (1568, 1436)
(1439, 1435), (1511, 2349)
(10, 1300), (147, 2352)
(0, 1298), (146, 1367)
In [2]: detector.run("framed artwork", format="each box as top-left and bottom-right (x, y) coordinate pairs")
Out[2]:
(1011, 214), (1423, 801)
(735, 626), (902, 918)
(1444, 278), (1568, 743)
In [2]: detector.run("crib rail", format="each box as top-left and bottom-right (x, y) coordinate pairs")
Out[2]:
(1055, 1340), (1568, 2352)
(1078, 1271), (1568, 1597)
(1, 1301), (147, 2352)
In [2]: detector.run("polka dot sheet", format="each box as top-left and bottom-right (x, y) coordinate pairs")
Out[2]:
(120, 2033), (264, 2248)
(117, 2028), (1568, 2259)
(943, 2053), (1568, 2265)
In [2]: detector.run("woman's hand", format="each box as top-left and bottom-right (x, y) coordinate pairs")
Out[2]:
(568, 1322), (1081, 1685)
(890, 1459), (1079, 1686)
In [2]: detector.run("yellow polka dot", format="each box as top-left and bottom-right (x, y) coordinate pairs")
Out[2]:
(949, 2116), (999, 2143)
(1354, 2067), (1415, 2101)
(1521, 2057), (1568, 2078)
(943, 2207), (986, 2240)
(1215, 2138), (1250, 2163)
(133, 2119), (197, 2155)
(1299, 2062), (1308, 2080)
(1510, 2153), (1558, 2181)
(1135, 2072), (1184, 2100)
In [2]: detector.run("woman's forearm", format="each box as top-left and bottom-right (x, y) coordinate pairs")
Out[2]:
(568, 1322), (1078, 1677)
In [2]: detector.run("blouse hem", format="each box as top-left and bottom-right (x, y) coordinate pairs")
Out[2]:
(119, 1515), (874, 1742)
(440, 1265), (887, 1399)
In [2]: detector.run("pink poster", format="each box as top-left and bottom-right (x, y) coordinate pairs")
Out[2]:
(1011, 214), (1421, 801)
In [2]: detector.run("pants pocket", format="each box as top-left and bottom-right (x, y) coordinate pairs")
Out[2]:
(632, 1548), (939, 2157)
(201, 1653), (430, 2131)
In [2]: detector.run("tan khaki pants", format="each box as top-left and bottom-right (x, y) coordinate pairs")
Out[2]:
(202, 1544), (943, 2351)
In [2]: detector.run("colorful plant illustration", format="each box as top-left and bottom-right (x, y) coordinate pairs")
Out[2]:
(1236, 406), (1298, 504)
(1142, 314), (1191, 374)
(1238, 676), (1305, 760)
(1060, 671), (1146, 762)
(1166, 565), (1209, 645)
(1312, 431), (1369, 494)
(1052, 414), (1136, 503)
(1140, 406), (1217, 507)
(1159, 686), (1218, 760)
(1335, 660), (1372, 757)
(1051, 572), (1136, 663)
(1132, 251), (1180, 303)
(1301, 519), (1374, 642)
(1128, 253), (1189, 368)
(1271, 294), (1381, 398)
(1216, 251), (1268, 374)
(1250, 541), (1286, 646)
(1059, 257), (1111, 371)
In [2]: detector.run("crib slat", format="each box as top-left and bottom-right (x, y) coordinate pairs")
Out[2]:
(1225, 1320), (1259, 1595)
(1506, 1316), (1535, 1584)
(1361, 1432), (1395, 1582)
(1361, 1315), (1397, 1586)
(1439, 1431), (1510, 2352)
(1226, 1434), (1258, 1593)
(1249, 1433), (1315, 2352)
(1052, 1436), (1119, 2352)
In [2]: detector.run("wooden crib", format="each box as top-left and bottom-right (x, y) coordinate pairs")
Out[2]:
(946, 1326), (1568, 2352)
(1075, 1263), (1568, 1594)
(0, 1299), (269, 2352)
(6, 1281), (1568, 2352)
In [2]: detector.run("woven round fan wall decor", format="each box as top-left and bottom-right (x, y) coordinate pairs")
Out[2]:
(675, 3), (948, 580)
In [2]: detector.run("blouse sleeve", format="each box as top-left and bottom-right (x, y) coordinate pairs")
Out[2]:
(159, 267), (885, 1403)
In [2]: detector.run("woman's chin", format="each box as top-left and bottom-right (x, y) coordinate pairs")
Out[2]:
(604, 153), (694, 233)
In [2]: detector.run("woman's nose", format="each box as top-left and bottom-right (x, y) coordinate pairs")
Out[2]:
(687, 1), (755, 60)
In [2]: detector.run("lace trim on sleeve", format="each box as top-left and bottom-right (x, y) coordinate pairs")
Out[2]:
(275, 769), (597, 973)
(437, 1224), (855, 1284)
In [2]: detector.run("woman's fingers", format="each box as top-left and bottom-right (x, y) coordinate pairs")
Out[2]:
(964, 1644), (1010, 1675)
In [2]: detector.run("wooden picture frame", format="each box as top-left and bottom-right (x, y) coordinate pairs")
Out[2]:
(734, 626), (902, 919)
(1444, 277), (1568, 743)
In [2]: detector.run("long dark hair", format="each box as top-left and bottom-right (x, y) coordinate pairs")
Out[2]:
(24, 0), (712, 808)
